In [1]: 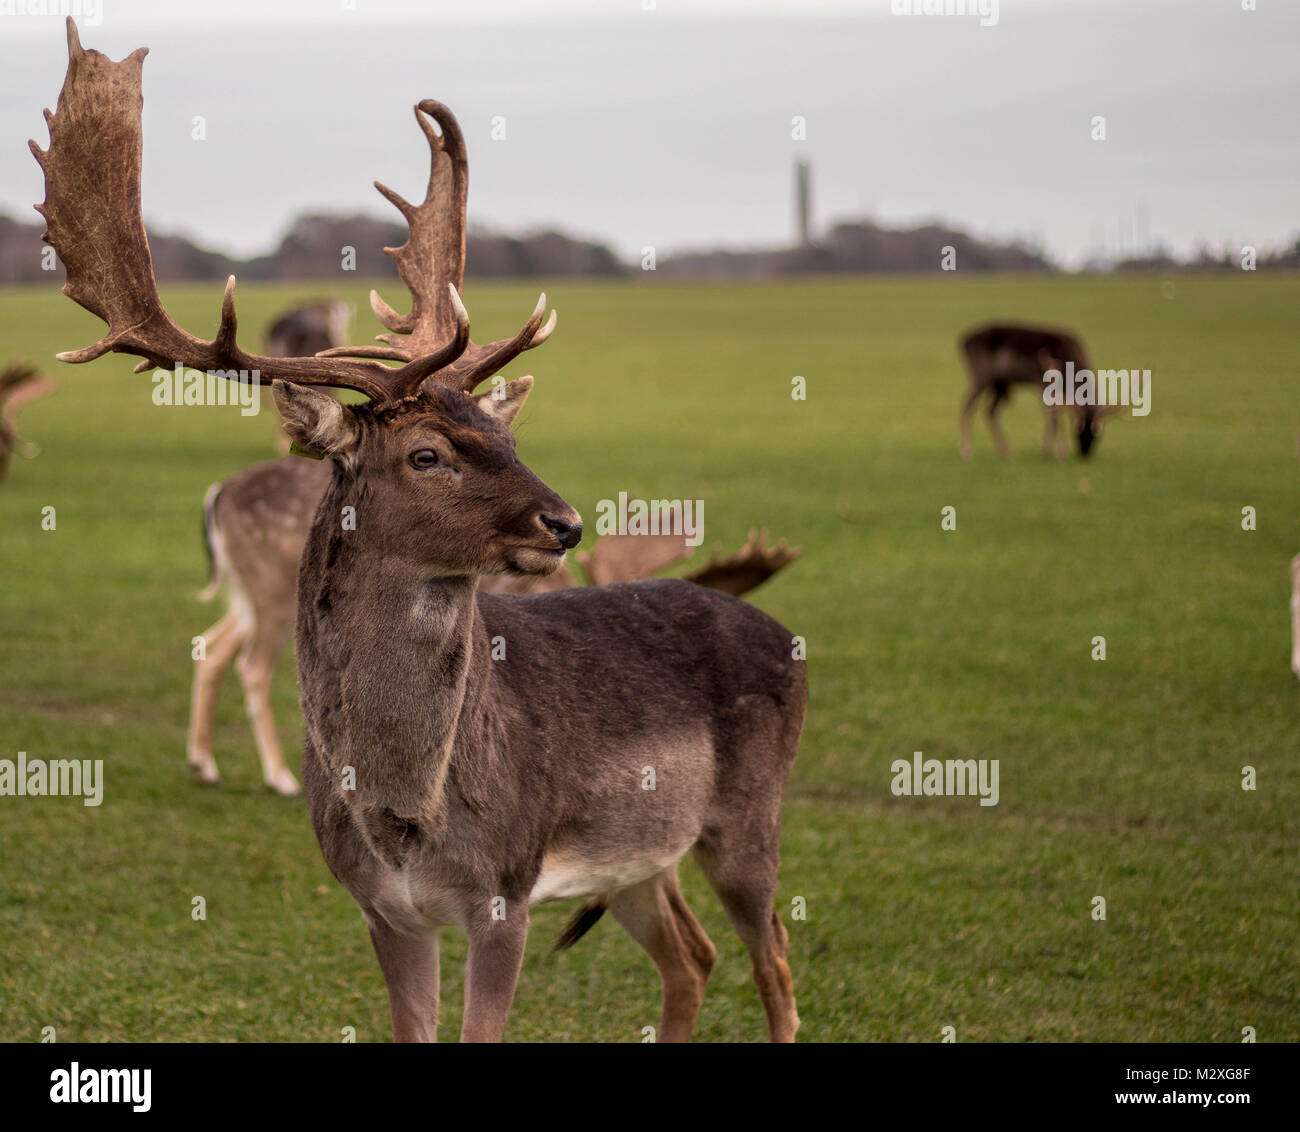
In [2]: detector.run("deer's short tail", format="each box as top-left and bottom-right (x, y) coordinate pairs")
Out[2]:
(551, 897), (608, 953)
(197, 481), (224, 601)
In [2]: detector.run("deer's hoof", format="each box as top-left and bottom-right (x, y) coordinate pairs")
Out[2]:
(190, 762), (221, 786)
(266, 770), (302, 797)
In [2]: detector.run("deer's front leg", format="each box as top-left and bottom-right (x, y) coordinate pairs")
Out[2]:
(460, 903), (529, 1043)
(367, 916), (440, 1043)
(986, 387), (1012, 458)
(1041, 404), (1060, 457)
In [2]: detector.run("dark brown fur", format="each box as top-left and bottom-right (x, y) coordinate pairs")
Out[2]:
(283, 385), (807, 1042)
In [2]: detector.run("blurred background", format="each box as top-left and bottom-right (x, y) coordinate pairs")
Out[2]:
(2, 0), (1298, 281)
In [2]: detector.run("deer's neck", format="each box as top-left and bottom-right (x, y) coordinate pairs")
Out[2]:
(296, 476), (491, 852)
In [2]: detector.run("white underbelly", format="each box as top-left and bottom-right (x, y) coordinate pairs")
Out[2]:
(528, 847), (689, 906)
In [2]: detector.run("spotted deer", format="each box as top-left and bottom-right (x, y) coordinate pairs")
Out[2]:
(959, 322), (1107, 459)
(188, 450), (801, 798)
(36, 20), (806, 1042)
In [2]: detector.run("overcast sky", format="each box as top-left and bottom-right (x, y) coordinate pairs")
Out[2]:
(2, 0), (1296, 268)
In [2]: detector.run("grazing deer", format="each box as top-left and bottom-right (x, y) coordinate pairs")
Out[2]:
(36, 20), (806, 1042)
(959, 323), (1106, 460)
(0, 363), (55, 481)
(188, 450), (801, 797)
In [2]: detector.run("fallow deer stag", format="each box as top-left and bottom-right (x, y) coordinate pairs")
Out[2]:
(36, 20), (806, 1042)
(189, 450), (801, 798)
(959, 323), (1106, 460)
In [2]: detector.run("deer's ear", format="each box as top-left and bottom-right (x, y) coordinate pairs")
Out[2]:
(272, 380), (358, 458)
(476, 375), (533, 426)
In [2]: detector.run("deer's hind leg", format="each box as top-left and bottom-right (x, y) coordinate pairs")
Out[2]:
(609, 866), (717, 1042)
(959, 384), (984, 460)
(366, 916), (440, 1043)
(235, 604), (299, 796)
(693, 708), (800, 1042)
(187, 610), (248, 784)
(695, 843), (798, 1043)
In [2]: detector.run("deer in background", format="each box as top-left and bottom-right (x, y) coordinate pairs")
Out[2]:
(38, 20), (806, 1042)
(0, 363), (55, 481)
(188, 449), (801, 797)
(959, 322), (1108, 460)
(266, 302), (352, 456)
(266, 300), (353, 359)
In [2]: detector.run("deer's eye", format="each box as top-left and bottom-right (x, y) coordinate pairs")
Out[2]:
(409, 448), (440, 470)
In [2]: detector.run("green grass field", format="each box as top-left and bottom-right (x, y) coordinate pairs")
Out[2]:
(0, 272), (1295, 1042)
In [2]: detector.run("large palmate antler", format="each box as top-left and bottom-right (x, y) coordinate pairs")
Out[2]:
(31, 20), (545, 404)
(318, 100), (556, 392)
(682, 530), (802, 597)
(575, 531), (694, 587)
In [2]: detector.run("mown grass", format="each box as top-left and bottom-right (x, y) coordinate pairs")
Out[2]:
(0, 272), (1295, 1041)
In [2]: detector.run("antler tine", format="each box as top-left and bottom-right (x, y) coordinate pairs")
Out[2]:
(367, 100), (469, 358)
(322, 293), (556, 396)
(318, 282), (470, 366)
(320, 96), (559, 396)
(34, 19), (468, 406)
(438, 293), (555, 393)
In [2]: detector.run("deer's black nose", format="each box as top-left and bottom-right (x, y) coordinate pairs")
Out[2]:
(541, 513), (583, 549)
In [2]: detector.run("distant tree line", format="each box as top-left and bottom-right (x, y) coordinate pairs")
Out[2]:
(654, 220), (1052, 278)
(1109, 239), (1300, 273)
(0, 209), (1295, 285)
